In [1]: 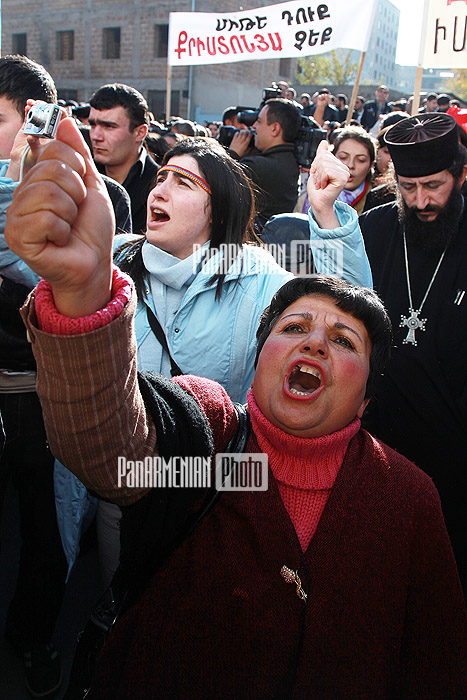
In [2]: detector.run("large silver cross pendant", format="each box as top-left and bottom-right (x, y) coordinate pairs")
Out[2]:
(400, 308), (426, 346)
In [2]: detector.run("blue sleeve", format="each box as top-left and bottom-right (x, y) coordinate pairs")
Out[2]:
(308, 201), (373, 288)
(237, 266), (293, 402)
(0, 161), (41, 288)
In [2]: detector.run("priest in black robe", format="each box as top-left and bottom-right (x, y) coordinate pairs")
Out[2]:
(356, 114), (467, 594)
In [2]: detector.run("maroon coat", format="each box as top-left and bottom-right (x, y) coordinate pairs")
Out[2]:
(23, 295), (467, 699)
(87, 382), (467, 699)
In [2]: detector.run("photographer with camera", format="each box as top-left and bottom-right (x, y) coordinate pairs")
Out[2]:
(222, 106), (249, 131)
(0, 58), (136, 699)
(229, 98), (301, 227)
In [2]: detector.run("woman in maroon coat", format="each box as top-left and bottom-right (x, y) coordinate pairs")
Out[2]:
(5, 114), (467, 699)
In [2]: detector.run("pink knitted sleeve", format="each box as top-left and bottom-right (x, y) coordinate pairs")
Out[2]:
(34, 266), (134, 335)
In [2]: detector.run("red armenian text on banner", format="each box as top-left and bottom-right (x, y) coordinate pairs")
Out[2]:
(168, 0), (378, 66)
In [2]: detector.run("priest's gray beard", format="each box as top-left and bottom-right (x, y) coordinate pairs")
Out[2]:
(397, 184), (464, 253)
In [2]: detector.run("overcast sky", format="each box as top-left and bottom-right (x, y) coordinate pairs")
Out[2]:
(391, 0), (425, 66)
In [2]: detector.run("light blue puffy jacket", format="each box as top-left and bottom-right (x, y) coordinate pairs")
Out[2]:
(121, 238), (291, 402)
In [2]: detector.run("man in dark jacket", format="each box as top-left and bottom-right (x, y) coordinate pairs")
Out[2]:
(335, 93), (351, 123)
(89, 83), (159, 234)
(300, 92), (313, 116)
(360, 84), (391, 131)
(229, 98), (301, 227)
(309, 88), (339, 124)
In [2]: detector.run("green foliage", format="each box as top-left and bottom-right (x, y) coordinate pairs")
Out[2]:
(296, 49), (358, 86)
(446, 70), (467, 101)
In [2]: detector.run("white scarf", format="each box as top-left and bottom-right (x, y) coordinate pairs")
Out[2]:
(138, 241), (209, 374)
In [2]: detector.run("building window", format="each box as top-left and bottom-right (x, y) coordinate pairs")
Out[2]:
(279, 58), (291, 77)
(148, 89), (180, 121)
(12, 33), (27, 55)
(154, 24), (169, 58)
(59, 89), (78, 102)
(56, 30), (74, 60)
(103, 27), (120, 59)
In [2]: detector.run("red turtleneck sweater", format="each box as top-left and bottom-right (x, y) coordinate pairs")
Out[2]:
(247, 389), (360, 550)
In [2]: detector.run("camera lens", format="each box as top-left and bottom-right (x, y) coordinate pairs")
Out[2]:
(217, 125), (236, 148)
(27, 109), (46, 128)
(237, 110), (258, 128)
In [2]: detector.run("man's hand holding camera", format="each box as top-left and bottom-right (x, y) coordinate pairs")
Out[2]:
(6, 100), (63, 182)
(5, 115), (114, 318)
(307, 139), (350, 229)
(229, 129), (254, 157)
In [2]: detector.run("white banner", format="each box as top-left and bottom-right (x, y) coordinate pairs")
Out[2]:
(168, 0), (378, 66)
(420, 0), (467, 69)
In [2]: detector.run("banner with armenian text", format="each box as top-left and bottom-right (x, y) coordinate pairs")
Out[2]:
(168, 0), (378, 66)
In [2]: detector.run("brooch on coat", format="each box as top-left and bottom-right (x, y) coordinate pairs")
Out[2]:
(280, 565), (307, 603)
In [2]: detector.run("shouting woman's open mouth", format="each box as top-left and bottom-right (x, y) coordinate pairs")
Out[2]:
(284, 361), (324, 400)
(149, 207), (170, 223)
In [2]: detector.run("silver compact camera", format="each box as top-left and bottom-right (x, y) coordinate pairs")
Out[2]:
(23, 101), (61, 138)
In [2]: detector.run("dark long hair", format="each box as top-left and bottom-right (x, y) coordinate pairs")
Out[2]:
(116, 139), (257, 300)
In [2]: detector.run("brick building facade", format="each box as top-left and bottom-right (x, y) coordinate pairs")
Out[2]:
(1, 0), (298, 123)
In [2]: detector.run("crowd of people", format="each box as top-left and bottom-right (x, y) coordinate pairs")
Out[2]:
(58, 80), (467, 233)
(0, 53), (467, 698)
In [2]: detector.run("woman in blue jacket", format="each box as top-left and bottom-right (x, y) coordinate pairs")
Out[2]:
(113, 138), (291, 401)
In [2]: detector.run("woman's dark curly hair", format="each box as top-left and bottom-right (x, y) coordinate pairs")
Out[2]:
(255, 276), (392, 399)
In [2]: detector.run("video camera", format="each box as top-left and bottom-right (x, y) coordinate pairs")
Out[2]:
(218, 84), (326, 168)
(217, 83), (282, 149)
(294, 117), (326, 169)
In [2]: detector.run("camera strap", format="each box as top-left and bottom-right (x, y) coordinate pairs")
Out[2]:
(145, 305), (183, 377)
(19, 145), (32, 182)
(143, 247), (210, 378)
